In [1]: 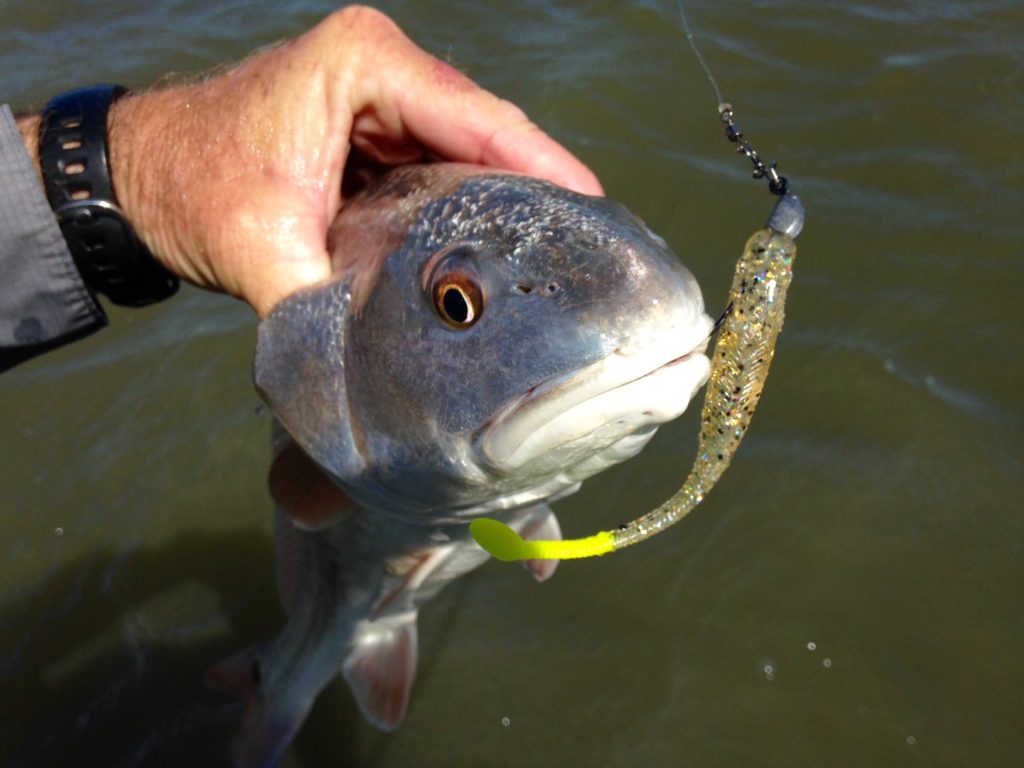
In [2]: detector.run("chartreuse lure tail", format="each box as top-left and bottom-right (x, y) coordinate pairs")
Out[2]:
(471, 195), (802, 562)
(469, 518), (615, 561)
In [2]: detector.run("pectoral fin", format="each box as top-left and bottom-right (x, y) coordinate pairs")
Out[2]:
(206, 645), (262, 701)
(342, 613), (418, 732)
(269, 438), (352, 532)
(516, 506), (563, 582)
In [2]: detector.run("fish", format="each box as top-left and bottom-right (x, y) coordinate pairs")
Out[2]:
(210, 163), (714, 766)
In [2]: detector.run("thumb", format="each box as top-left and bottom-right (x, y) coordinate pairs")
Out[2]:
(218, 199), (334, 319)
(244, 246), (333, 319)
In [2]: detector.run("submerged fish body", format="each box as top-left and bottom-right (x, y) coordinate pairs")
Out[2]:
(218, 164), (713, 765)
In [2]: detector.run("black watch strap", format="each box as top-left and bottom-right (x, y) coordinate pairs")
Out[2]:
(39, 85), (179, 307)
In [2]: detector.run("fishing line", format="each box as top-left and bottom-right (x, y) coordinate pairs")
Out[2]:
(674, 0), (725, 109)
(675, 0), (800, 334)
(674, 0), (793, 201)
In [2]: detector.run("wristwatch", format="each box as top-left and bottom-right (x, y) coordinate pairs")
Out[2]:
(38, 85), (179, 307)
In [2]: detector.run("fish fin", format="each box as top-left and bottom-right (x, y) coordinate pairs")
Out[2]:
(269, 437), (352, 532)
(206, 645), (262, 701)
(342, 613), (418, 732)
(208, 645), (311, 768)
(370, 552), (430, 620)
(370, 544), (460, 620)
(518, 506), (563, 582)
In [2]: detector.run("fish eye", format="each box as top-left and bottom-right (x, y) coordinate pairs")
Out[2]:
(429, 254), (485, 330)
(441, 284), (474, 323)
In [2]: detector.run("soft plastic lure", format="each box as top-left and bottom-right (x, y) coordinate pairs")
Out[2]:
(471, 196), (800, 561)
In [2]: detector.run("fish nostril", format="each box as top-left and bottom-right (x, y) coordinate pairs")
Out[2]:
(513, 282), (560, 296)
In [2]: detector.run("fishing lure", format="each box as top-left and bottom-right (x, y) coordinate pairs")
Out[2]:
(471, 194), (801, 560)
(471, 7), (805, 561)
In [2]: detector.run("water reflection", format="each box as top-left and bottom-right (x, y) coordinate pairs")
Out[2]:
(0, 529), (270, 766)
(2, 1), (1023, 767)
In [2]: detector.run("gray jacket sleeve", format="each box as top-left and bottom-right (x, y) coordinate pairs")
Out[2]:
(0, 104), (107, 372)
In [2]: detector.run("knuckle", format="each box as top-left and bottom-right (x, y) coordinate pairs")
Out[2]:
(494, 97), (530, 124)
(327, 5), (398, 36)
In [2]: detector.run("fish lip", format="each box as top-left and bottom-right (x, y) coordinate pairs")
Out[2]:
(473, 318), (714, 474)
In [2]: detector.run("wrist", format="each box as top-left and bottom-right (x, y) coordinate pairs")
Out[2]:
(106, 90), (174, 273)
(105, 85), (208, 286)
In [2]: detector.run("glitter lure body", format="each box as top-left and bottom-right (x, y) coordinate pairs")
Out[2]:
(613, 226), (796, 549)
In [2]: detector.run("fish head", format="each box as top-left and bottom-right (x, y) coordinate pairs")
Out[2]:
(256, 165), (712, 518)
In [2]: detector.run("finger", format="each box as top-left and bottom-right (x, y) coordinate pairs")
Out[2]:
(244, 244), (332, 319)
(338, 8), (603, 196)
(397, 61), (604, 197)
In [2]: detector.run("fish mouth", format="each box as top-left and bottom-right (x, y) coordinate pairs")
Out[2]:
(475, 316), (714, 475)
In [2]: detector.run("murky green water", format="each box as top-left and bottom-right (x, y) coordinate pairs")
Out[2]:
(2, 1), (1022, 766)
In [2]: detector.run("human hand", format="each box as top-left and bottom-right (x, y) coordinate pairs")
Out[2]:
(103, 5), (603, 317)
